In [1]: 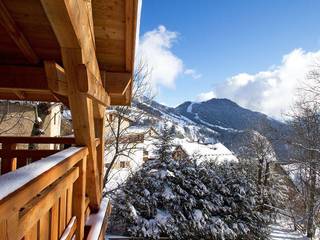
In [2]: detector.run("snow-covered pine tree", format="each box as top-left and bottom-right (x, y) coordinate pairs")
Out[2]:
(154, 123), (176, 162)
(110, 127), (270, 239)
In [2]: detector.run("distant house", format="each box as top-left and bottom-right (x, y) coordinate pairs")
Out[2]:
(106, 125), (158, 170)
(0, 101), (62, 150)
(171, 141), (238, 163)
(172, 145), (189, 160)
(105, 110), (135, 136)
(143, 134), (238, 163)
(105, 125), (159, 191)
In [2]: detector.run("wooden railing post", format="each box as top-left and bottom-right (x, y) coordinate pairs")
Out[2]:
(1, 143), (17, 174)
(94, 109), (106, 192)
(72, 156), (87, 240)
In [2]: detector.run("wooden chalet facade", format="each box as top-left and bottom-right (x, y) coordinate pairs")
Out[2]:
(0, 0), (140, 239)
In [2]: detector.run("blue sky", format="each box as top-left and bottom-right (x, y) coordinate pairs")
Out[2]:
(138, 0), (320, 118)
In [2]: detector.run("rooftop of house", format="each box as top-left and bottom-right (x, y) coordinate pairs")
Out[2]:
(125, 125), (159, 135)
(145, 138), (238, 163)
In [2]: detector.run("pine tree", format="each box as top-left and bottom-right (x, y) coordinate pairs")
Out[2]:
(110, 141), (270, 239)
(154, 123), (175, 162)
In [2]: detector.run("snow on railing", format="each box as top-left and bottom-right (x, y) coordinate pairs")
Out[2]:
(0, 146), (86, 200)
(0, 146), (88, 239)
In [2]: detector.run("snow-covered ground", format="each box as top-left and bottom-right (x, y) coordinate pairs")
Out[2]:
(270, 224), (308, 240)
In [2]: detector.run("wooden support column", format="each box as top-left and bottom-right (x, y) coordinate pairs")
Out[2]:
(41, 0), (106, 210)
(1, 143), (17, 175)
(61, 48), (101, 210)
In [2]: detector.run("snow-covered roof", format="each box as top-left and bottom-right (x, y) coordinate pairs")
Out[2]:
(174, 140), (238, 163)
(125, 126), (158, 136)
(125, 126), (150, 134)
(145, 138), (238, 163)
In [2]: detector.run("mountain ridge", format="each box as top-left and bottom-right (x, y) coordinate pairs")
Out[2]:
(134, 97), (289, 161)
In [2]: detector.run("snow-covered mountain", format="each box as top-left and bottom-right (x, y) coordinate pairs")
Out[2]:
(133, 98), (290, 161)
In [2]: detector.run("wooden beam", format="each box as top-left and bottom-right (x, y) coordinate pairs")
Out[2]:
(77, 64), (110, 106)
(44, 61), (68, 96)
(101, 70), (132, 106)
(107, 83), (132, 106)
(62, 48), (102, 210)
(0, 90), (59, 103)
(123, 0), (139, 106)
(0, 65), (48, 91)
(93, 110), (105, 192)
(103, 71), (132, 96)
(41, 0), (105, 210)
(40, 0), (101, 83)
(125, 0), (135, 72)
(45, 61), (110, 105)
(84, 0), (95, 50)
(0, 0), (39, 64)
(0, 64), (69, 103)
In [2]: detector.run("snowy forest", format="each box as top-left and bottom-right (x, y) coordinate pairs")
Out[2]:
(101, 64), (320, 240)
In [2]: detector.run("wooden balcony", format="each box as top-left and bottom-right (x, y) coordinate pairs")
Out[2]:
(0, 0), (140, 239)
(0, 137), (111, 240)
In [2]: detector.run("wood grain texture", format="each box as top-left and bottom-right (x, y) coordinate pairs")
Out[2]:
(0, 0), (39, 64)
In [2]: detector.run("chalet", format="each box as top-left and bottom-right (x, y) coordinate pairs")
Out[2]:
(172, 145), (189, 160)
(0, 0), (140, 239)
(105, 126), (158, 193)
(151, 140), (239, 163)
(171, 141), (238, 163)
(105, 110), (135, 141)
(107, 126), (158, 167)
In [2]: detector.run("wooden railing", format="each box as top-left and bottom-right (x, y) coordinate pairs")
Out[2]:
(0, 146), (88, 239)
(0, 136), (76, 175)
(0, 136), (109, 240)
(0, 136), (100, 175)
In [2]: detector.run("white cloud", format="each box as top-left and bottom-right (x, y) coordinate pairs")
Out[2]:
(184, 68), (202, 79)
(138, 25), (202, 92)
(138, 25), (183, 90)
(212, 48), (320, 118)
(196, 91), (216, 102)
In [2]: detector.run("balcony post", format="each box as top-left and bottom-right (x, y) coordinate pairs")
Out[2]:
(1, 143), (17, 174)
